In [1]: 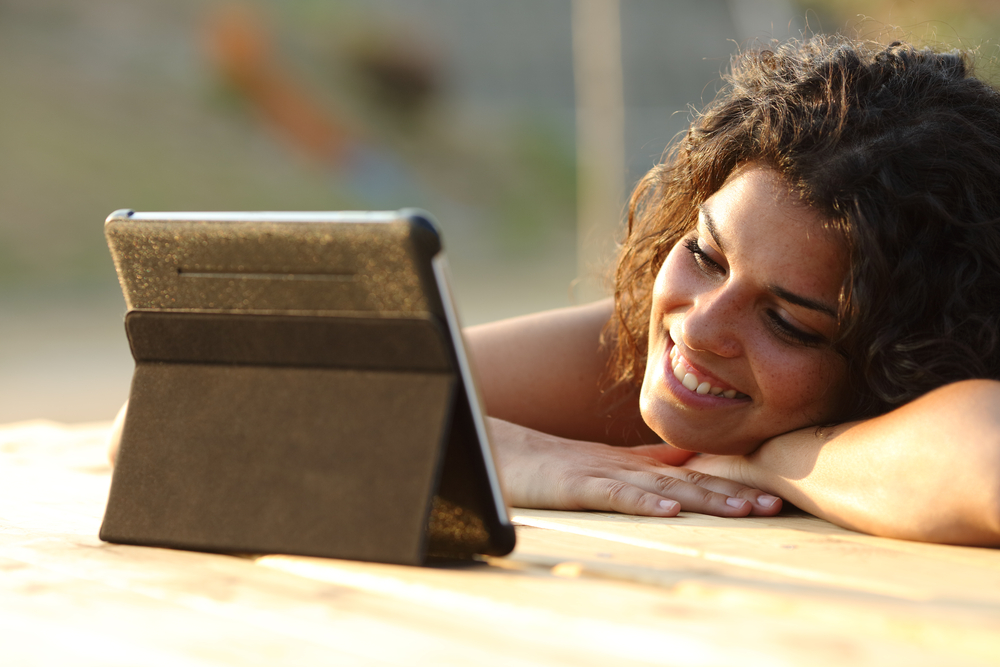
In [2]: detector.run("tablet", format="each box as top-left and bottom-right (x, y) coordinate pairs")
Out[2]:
(100, 209), (516, 565)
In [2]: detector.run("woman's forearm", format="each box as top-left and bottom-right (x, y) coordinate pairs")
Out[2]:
(740, 380), (1000, 545)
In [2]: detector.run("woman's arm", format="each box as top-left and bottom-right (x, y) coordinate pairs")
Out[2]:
(466, 300), (783, 518)
(687, 379), (1000, 545)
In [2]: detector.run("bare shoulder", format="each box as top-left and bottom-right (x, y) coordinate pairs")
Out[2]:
(465, 299), (613, 348)
(465, 299), (656, 446)
(464, 299), (614, 389)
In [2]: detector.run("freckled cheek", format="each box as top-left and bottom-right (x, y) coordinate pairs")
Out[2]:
(754, 353), (845, 416)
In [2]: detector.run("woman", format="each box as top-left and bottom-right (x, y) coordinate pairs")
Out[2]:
(467, 35), (1000, 546)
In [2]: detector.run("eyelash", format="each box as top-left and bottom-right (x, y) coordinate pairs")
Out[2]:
(683, 238), (725, 276)
(764, 311), (824, 346)
(682, 237), (824, 347)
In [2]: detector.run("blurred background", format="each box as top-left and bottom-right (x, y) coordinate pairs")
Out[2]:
(1, 0), (998, 423)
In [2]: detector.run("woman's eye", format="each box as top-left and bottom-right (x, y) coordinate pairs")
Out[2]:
(765, 310), (825, 347)
(683, 238), (725, 276)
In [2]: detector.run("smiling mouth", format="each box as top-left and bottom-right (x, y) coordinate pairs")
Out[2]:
(669, 345), (749, 400)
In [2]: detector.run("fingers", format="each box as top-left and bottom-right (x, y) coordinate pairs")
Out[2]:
(645, 471), (755, 517)
(489, 418), (781, 519)
(571, 477), (681, 517)
(679, 453), (784, 516)
(649, 469), (782, 516)
(658, 468), (783, 517)
(570, 466), (781, 518)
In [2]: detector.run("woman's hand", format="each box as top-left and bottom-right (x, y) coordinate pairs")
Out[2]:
(683, 452), (752, 486)
(489, 417), (782, 517)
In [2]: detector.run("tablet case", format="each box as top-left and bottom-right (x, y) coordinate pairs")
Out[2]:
(100, 209), (516, 565)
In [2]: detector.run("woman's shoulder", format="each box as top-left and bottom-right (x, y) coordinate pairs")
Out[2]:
(466, 299), (654, 446)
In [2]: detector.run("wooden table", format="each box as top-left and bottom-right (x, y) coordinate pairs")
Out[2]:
(1, 421), (997, 666)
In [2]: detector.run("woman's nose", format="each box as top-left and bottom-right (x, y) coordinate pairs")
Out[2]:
(679, 288), (744, 358)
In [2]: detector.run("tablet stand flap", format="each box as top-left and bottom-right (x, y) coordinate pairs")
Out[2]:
(425, 383), (517, 559)
(101, 313), (458, 566)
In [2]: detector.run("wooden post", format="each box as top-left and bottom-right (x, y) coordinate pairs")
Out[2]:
(572, 0), (625, 303)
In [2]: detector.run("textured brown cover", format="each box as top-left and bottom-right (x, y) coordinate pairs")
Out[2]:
(100, 210), (515, 564)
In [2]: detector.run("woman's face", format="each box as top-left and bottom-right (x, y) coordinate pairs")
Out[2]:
(640, 165), (849, 455)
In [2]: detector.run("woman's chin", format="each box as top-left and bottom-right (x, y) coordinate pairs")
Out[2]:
(640, 369), (762, 456)
(639, 402), (761, 456)
(654, 428), (761, 457)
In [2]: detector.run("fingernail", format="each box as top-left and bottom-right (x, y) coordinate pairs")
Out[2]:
(757, 494), (779, 508)
(726, 497), (748, 509)
(658, 499), (678, 511)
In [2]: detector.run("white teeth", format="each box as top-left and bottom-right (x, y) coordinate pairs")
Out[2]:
(671, 347), (744, 400)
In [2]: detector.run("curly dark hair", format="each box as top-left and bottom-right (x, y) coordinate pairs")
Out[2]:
(607, 35), (1000, 420)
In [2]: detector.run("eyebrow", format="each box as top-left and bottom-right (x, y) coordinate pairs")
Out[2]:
(768, 285), (838, 318)
(699, 206), (725, 251)
(698, 205), (838, 319)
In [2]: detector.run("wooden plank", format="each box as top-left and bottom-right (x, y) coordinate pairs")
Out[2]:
(503, 523), (1000, 666)
(0, 530), (612, 667)
(511, 509), (1000, 604)
(0, 421), (996, 666)
(259, 551), (1000, 667)
(0, 553), (382, 667)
